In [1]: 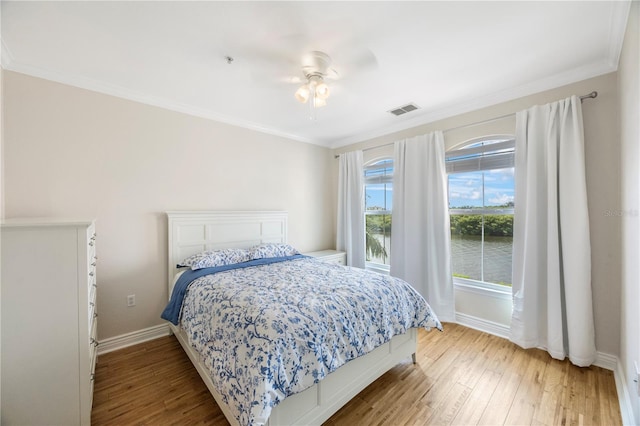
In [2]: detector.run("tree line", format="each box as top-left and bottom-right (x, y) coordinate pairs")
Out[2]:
(366, 213), (513, 237)
(450, 214), (513, 237)
(365, 212), (513, 261)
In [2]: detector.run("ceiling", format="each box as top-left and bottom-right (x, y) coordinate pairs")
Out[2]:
(1, 1), (630, 148)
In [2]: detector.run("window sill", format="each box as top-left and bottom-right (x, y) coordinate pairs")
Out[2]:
(365, 263), (390, 275)
(362, 267), (513, 301)
(453, 278), (512, 300)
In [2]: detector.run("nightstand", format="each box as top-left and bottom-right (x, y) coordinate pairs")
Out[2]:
(305, 249), (347, 265)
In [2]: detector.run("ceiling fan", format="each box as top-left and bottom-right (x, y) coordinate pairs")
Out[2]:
(293, 51), (337, 108)
(247, 41), (378, 113)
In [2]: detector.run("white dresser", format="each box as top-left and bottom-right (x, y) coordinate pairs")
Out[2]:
(1, 219), (98, 426)
(305, 249), (347, 265)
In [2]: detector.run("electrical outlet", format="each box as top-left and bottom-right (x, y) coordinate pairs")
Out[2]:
(127, 294), (136, 307)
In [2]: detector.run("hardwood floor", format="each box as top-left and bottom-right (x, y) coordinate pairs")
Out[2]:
(92, 323), (622, 425)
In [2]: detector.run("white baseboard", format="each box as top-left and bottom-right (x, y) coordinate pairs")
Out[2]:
(455, 312), (635, 425)
(455, 312), (619, 371)
(97, 323), (171, 355)
(100, 316), (637, 426)
(594, 351), (618, 371)
(455, 312), (510, 339)
(615, 358), (638, 426)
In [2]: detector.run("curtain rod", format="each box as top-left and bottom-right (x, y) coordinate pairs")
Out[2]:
(335, 91), (598, 158)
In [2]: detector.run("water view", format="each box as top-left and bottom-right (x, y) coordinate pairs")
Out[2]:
(450, 234), (512, 286)
(367, 233), (513, 287)
(364, 159), (516, 287)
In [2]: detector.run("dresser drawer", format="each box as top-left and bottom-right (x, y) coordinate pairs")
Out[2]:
(89, 293), (97, 331)
(89, 275), (97, 310)
(90, 317), (98, 369)
(87, 231), (97, 328)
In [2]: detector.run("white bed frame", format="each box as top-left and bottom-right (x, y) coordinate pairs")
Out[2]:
(166, 211), (418, 426)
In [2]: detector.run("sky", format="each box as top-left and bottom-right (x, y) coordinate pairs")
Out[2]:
(365, 183), (392, 211)
(365, 167), (515, 210)
(448, 168), (515, 208)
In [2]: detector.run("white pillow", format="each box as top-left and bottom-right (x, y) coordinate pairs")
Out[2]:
(248, 243), (300, 260)
(178, 248), (251, 270)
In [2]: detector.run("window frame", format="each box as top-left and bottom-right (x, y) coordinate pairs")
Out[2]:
(364, 158), (393, 273)
(446, 135), (515, 294)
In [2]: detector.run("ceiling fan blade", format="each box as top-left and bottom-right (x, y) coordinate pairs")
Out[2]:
(330, 46), (378, 80)
(351, 47), (378, 71)
(243, 47), (304, 86)
(326, 68), (340, 80)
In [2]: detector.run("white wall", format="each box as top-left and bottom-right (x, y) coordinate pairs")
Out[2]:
(334, 72), (622, 357)
(617, 1), (640, 423)
(2, 71), (336, 340)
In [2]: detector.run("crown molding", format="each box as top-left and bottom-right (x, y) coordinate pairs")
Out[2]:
(3, 59), (325, 147)
(3, 55), (619, 152)
(1, 38), (15, 70)
(330, 59), (617, 149)
(330, 3), (631, 149)
(3, 0), (629, 152)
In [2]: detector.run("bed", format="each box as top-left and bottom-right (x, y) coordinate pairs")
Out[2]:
(163, 211), (441, 426)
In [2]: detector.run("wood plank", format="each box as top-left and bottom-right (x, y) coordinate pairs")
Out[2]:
(451, 369), (502, 425)
(534, 358), (568, 425)
(92, 323), (622, 426)
(503, 349), (547, 425)
(477, 343), (531, 425)
(426, 382), (472, 425)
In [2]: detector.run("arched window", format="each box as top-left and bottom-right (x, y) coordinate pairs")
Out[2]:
(364, 158), (393, 270)
(446, 136), (515, 288)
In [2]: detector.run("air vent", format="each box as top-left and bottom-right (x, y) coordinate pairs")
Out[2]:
(388, 103), (420, 116)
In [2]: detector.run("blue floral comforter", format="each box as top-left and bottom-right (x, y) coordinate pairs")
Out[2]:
(176, 257), (442, 425)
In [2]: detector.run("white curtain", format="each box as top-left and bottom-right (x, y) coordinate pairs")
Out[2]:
(337, 151), (365, 268)
(510, 95), (596, 367)
(390, 132), (455, 322)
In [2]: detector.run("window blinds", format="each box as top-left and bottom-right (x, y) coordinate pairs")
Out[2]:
(445, 138), (515, 174)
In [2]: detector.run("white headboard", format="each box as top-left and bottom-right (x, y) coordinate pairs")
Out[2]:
(166, 211), (288, 294)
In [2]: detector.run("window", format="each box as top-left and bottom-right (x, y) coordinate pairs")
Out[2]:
(446, 137), (515, 288)
(364, 159), (393, 270)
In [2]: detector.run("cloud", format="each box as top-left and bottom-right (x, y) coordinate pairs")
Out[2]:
(489, 194), (515, 204)
(488, 168), (515, 181)
(450, 190), (481, 200)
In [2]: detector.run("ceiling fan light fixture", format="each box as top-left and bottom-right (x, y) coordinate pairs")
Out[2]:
(313, 97), (327, 108)
(293, 51), (338, 114)
(296, 75), (330, 107)
(295, 85), (310, 103)
(315, 82), (330, 100)
(308, 74), (322, 86)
